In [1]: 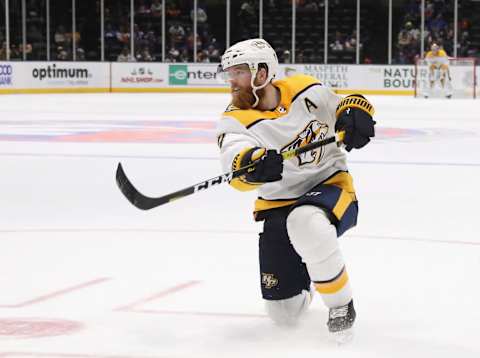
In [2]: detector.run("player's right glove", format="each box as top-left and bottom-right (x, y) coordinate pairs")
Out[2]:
(230, 147), (283, 191)
(335, 94), (376, 152)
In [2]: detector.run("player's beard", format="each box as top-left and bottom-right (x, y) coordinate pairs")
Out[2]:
(231, 85), (266, 110)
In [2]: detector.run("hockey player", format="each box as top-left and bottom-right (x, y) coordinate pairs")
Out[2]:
(424, 43), (453, 98)
(216, 38), (375, 340)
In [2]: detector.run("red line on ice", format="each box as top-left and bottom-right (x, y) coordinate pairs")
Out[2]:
(115, 280), (201, 311)
(0, 277), (111, 308)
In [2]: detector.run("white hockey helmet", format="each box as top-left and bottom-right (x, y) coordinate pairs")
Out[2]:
(220, 38), (279, 107)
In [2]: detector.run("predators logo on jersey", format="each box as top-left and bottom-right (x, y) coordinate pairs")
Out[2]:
(281, 120), (329, 166)
(262, 273), (279, 289)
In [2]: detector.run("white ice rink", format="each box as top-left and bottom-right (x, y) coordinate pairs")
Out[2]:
(0, 92), (479, 358)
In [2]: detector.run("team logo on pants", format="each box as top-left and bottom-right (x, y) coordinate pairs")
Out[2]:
(282, 120), (329, 166)
(262, 273), (279, 289)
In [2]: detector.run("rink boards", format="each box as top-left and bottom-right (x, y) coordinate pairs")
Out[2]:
(0, 61), (478, 96)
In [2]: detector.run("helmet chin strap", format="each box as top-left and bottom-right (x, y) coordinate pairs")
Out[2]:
(249, 65), (269, 108)
(251, 82), (269, 108)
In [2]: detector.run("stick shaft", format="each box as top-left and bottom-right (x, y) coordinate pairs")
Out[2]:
(116, 131), (344, 210)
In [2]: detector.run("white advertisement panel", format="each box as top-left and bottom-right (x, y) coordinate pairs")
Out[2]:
(0, 62), (110, 92)
(167, 63), (225, 87)
(278, 64), (416, 92)
(111, 63), (227, 90)
(0, 61), (477, 96)
(111, 63), (168, 88)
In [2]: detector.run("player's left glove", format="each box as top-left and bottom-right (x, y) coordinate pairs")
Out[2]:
(335, 94), (376, 152)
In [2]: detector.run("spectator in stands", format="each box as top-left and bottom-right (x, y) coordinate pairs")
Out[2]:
(205, 43), (220, 62)
(169, 22), (186, 48)
(54, 25), (67, 48)
(151, 0), (163, 17)
(0, 42), (6, 60)
(137, 0), (150, 15)
(405, 21), (420, 45)
(76, 48), (86, 61)
(56, 47), (69, 61)
(137, 47), (154, 61)
(393, 50), (409, 64)
(179, 48), (190, 62)
(186, 27), (202, 54)
(397, 28), (413, 52)
(296, 49), (305, 63)
(134, 24), (148, 49)
(105, 23), (117, 42)
(430, 13), (447, 34)
(304, 0), (319, 13)
(330, 31), (344, 52)
(116, 25), (131, 46)
(166, 45), (180, 62)
(283, 50), (291, 64)
(166, 1), (181, 18)
(117, 47), (136, 62)
(27, 0), (39, 17)
(239, 1), (256, 19)
(344, 30), (361, 52)
(197, 50), (210, 63)
(191, 3), (208, 33)
(144, 30), (157, 50)
(191, 4), (208, 23)
(458, 31), (471, 57)
(289, 0), (305, 6)
(363, 56), (373, 64)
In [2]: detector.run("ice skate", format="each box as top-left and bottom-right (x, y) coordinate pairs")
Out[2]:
(327, 300), (356, 344)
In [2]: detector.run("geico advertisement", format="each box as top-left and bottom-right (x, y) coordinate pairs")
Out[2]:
(168, 64), (224, 86)
(112, 63), (167, 87)
(7, 62), (109, 88)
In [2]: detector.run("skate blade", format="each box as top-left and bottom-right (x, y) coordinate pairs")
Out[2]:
(331, 327), (354, 345)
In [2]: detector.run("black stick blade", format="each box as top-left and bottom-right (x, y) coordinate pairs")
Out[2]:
(116, 163), (165, 210)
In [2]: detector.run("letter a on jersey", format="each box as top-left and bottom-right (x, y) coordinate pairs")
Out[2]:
(304, 97), (318, 113)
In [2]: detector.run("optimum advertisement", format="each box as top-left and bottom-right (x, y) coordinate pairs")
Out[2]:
(27, 62), (109, 89)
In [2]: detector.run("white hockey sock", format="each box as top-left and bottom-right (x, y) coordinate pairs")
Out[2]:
(286, 205), (352, 308)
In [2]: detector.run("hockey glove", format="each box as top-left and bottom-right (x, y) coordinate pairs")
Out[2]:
(231, 147), (283, 191)
(335, 94), (376, 152)
(243, 148), (283, 183)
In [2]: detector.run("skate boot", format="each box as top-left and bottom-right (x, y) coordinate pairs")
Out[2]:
(327, 299), (356, 344)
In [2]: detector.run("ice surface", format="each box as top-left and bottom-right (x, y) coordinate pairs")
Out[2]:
(0, 93), (479, 357)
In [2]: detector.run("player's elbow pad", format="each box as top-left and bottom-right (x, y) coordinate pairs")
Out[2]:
(335, 94), (376, 152)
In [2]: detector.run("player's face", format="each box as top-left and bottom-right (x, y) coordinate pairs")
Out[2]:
(225, 64), (256, 109)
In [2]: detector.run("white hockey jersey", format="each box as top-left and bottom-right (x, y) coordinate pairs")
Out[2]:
(216, 74), (349, 212)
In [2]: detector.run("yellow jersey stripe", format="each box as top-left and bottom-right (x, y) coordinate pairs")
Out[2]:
(254, 198), (298, 211)
(222, 74), (321, 128)
(332, 189), (351, 220)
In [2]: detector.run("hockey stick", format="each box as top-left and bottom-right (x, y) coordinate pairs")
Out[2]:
(116, 131), (345, 210)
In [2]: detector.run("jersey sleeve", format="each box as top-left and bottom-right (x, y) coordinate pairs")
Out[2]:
(216, 115), (262, 173)
(318, 86), (342, 120)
